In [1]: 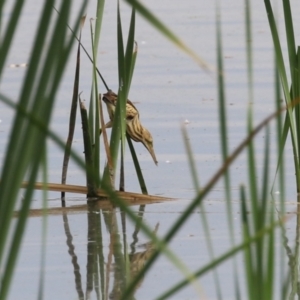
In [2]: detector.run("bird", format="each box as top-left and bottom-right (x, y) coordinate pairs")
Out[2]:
(102, 90), (158, 165)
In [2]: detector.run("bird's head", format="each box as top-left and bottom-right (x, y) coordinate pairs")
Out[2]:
(102, 90), (117, 120)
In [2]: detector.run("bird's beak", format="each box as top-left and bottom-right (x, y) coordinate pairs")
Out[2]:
(148, 146), (158, 165)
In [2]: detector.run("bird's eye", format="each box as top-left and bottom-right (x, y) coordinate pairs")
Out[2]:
(127, 115), (134, 121)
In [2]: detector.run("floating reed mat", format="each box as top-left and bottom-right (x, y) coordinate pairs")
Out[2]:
(19, 181), (171, 203)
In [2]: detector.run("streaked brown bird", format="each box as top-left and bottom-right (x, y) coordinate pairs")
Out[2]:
(102, 90), (158, 165)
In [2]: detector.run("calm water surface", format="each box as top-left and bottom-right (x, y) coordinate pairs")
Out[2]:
(1, 0), (300, 299)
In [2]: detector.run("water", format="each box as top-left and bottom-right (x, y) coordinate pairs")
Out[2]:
(1, 0), (300, 299)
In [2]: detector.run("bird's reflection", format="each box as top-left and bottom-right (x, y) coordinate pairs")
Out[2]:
(128, 223), (159, 291)
(61, 201), (158, 300)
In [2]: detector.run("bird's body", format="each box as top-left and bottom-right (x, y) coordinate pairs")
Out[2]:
(102, 90), (158, 165)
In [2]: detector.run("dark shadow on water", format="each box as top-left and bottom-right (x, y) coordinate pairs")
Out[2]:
(61, 201), (158, 300)
(62, 211), (84, 299)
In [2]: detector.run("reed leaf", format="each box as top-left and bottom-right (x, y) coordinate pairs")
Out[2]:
(282, 0), (296, 82)
(88, 22), (96, 157)
(127, 42), (138, 91)
(240, 185), (254, 299)
(90, 19), (101, 187)
(79, 98), (97, 197)
(126, 135), (148, 194)
(242, 124), (275, 300)
(102, 2), (125, 186)
(182, 126), (222, 300)
(37, 148), (48, 300)
(264, 0), (300, 190)
(0, 0), (55, 260)
(216, 3), (239, 298)
(124, 8), (136, 88)
(0, 0), (25, 74)
(92, 1), (106, 186)
(274, 54), (287, 299)
(0, 148), (43, 300)
(116, 1), (127, 190)
(61, 15), (86, 201)
(94, 0), (105, 52)
(104, 3), (139, 191)
(121, 8), (149, 194)
(0, 1), (87, 297)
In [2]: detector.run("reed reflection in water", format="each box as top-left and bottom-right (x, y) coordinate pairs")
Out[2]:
(61, 202), (158, 300)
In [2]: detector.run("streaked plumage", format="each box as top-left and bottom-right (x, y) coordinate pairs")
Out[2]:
(102, 90), (158, 165)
